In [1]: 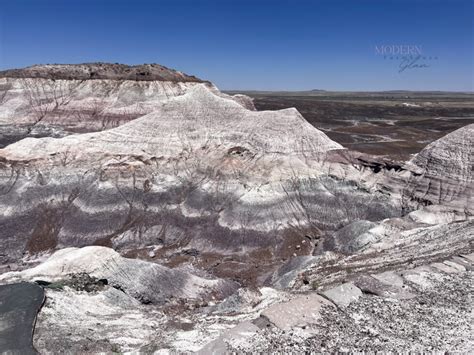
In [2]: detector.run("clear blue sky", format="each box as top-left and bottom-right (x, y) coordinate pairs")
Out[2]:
(0, 0), (472, 91)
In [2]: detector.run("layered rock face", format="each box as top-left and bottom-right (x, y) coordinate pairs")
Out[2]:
(0, 63), (228, 147)
(0, 66), (403, 285)
(403, 124), (473, 214)
(0, 63), (472, 353)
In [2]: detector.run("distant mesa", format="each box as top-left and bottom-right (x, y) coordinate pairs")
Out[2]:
(0, 62), (207, 82)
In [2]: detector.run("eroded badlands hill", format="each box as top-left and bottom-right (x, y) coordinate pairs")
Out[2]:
(1, 82), (390, 285)
(404, 124), (473, 214)
(0, 63), (254, 147)
(0, 63), (472, 353)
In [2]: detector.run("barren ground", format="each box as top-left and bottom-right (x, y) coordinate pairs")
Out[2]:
(227, 91), (474, 160)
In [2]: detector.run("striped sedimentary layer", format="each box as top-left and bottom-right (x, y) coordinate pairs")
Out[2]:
(402, 124), (473, 214)
(0, 66), (471, 290)
(0, 84), (401, 279)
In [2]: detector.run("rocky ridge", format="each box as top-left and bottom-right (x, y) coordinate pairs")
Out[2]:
(0, 63), (206, 82)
